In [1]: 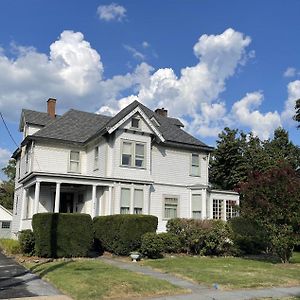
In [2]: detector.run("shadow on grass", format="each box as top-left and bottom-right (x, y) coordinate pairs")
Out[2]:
(30, 260), (74, 278)
(242, 254), (282, 264)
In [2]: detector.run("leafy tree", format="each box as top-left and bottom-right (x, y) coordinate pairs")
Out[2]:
(293, 98), (300, 128)
(0, 159), (16, 210)
(239, 163), (300, 262)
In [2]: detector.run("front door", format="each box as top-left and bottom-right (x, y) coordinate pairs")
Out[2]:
(60, 193), (74, 213)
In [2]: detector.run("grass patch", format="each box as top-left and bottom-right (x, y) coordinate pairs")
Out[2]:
(0, 238), (21, 255)
(142, 253), (300, 290)
(25, 259), (186, 300)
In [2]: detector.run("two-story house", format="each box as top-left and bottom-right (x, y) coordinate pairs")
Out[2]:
(11, 98), (239, 237)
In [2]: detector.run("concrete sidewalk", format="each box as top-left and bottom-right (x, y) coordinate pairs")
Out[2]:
(100, 256), (300, 300)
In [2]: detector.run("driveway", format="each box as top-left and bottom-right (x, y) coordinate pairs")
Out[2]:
(0, 252), (61, 299)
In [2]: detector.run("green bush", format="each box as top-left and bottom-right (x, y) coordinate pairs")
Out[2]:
(19, 230), (35, 256)
(158, 232), (181, 253)
(166, 218), (235, 256)
(229, 217), (269, 254)
(141, 232), (164, 258)
(0, 239), (21, 255)
(32, 213), (93, 258)
(93, 214), (158, 255)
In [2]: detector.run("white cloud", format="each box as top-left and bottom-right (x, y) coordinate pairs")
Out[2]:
(232, 92), (281, 140)
(283, 67), (297, 78)
(142, 41), (150, 48)
(0, 148), (11, 171)
(97, 3), (126, 22)
(123, 45), (145, 61)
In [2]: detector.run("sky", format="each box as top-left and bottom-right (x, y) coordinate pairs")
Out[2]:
(0, 0), (300, 177)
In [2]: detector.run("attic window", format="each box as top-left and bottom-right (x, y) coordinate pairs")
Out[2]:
(131, 117), (140, 129)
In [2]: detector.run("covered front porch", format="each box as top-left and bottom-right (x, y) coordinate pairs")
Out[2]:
(20, 175), (114, 230)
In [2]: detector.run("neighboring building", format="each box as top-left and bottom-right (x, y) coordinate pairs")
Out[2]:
(11, 98), (239, 237)
(0, 205), (13, 238)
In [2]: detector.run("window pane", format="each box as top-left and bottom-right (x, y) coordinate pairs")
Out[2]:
(136, 144), (144, 156)
(131, 118), (140, 128)
(123, 142), (132, 154)
(192, 154), (199, 166)
(134, 189), (143, 208)
(120, 207), (130, 214)
(122, 154), (131, 166)
(121, 188), (130, 207)
(1, 221), (10, 229)
(70, 151), (80, 161)
(164, 197), (178, 219)
(135, 158), (144, 167)
(191, 165), (199, 176)
(192, 194), (202, 211)
(70, 161), (79, 172)
(192, 211), (201, 219)
(134, 208), (142, 214)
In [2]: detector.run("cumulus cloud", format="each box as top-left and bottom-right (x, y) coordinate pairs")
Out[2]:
(123, 45), (145, 61)
(142, 41), (150, 48)
(97, 3), (126, 22)
(232, 92), (281, 139)
(283, 67), (297, 78)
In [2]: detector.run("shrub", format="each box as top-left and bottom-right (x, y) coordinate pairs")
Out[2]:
(167, 218), (235, 256)
(93, 214), (158, 255)
(19, 230), (35, 256)
(141, 232), (164, 258)
(0, 239), (21, 255)
(32, 213), (93, 258)
(158, 232), (181, 253)
(229, 216), (269, 254)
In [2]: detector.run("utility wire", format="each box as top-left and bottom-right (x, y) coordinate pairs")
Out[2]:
(0, 112), (19, 148)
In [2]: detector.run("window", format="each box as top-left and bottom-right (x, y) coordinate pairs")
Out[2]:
(69, 151), (80, 173)
(226, 200), (238, 220)
(1, 221), (10, 229)
(15, 196), (18, 215)
(120, 188), (130, 214)
(18, 160), (21, 179)
(131, 117), (140, 129)
(192, 194), (202, 219)
(164, 197), (178, 219)
(121, 140), (145, 168)
(213, 199), (223, 219)
(134, 189), (143, 214)
(191, 154), (200, 176)
(25, 148), (30, 173)
(94, 146), (99, 170)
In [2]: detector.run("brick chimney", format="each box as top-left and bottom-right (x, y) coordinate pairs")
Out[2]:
(155, 108), (168, 117)
(47, 98), (56, 118)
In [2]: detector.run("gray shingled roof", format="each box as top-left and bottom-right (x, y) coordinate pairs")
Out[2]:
(20, 109), (59, 129)
(24, 101), (213, 151)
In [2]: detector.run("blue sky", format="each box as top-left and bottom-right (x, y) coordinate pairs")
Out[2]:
(0, 0), (300, 176)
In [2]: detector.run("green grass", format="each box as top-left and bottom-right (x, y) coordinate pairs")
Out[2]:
(142, 253), (300, 290)
(25, 259), (186, 300)
(0, 238), (21, 255)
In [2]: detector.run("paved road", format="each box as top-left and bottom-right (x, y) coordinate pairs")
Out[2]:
(0, 252), (61, 299)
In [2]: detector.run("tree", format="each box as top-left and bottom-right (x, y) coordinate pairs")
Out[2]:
(293, 99), (300, 128)
(0, 159), (16, 210)
(239, 163), (300, 262)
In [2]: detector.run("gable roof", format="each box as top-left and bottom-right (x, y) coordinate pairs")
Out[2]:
(22, 101), (213, 152)
(0, 204), (13, 217)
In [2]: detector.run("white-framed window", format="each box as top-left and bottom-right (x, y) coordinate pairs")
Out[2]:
(25, 148), (30, 173)
(121, 140), (146, 168)
(69, 150), (80, 173)
(18, 160), (21, 179)
(213, 199), (223, 219)
(226, 200), (238, 220)
(120, 188), (130, 214)
(134, 189), (143, 214)
(1, 221), (10, 229)
(190, 154), (200, 176)
(164, 196), (178, 219)
(94, 146), (99, 170)
(192, 194), (202, 219)
(131, 117), (140, 129)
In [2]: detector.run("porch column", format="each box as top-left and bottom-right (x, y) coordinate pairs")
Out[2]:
(107, 186), (113, 215)
(91, 185), (97, 218)
(19, 188), (28, 231)
(54, 182), (61, 213)
(222, 199), (227, 221)
(201, 189), (207, 219)
(34, 181), (41, 215)
(143, 185), (150, 215)
(130, 184), (134, 214)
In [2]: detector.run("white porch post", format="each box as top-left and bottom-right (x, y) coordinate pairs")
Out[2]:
(54, 182), (61, 213)
(210, 196), (214, 219)
(201, 189), (207, 219)
(222, 199), (227, 221)
(20, 188), (28, 227)
(91, 185), (97, 218)
(34, 181), (41, 215)
(143, 185), (150, 215)
(107, 186), (113, 215)
(130, 184), (134, 214)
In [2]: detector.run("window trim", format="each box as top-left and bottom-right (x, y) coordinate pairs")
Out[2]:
(190, 153), (200, 177)
(120, 139), (146, 169)
(131, 117), (141, 130)
(68, 150), (81, 173)
(213, 199), (223, 220)
(94, 146), (99, 171)
(133, 188), (143, 215)
(226, 200), (238, 220)
(1, 221), (11, 229)
(163, 195), (179, 220)
(191, 193), (202, 219)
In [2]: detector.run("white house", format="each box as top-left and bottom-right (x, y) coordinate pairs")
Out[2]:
(0, 205), (13, 238)
(11, 98), (239, 237)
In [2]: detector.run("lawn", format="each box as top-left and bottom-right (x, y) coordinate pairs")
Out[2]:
(25, 259), (186, 300)
(142, 252), (300, 290)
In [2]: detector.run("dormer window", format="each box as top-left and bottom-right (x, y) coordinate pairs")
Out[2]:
(131, 117), (140, 129)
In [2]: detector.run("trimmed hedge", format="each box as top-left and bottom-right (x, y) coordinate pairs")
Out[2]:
(93, 214), (158, 255)
(19, 230), (35, 256)
(141, 232), (164, 258)
(32, 213), (93, 258)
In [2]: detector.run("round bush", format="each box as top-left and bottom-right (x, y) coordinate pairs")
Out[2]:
(19, 230), (35, 256)
(141, 232), (164, 259)
(158, 232), (181, 253)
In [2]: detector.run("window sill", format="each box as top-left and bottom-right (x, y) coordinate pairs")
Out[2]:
(67, 171), (82, 174)
(120, 165), (146, 170)
(189, 174), (201, 177)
